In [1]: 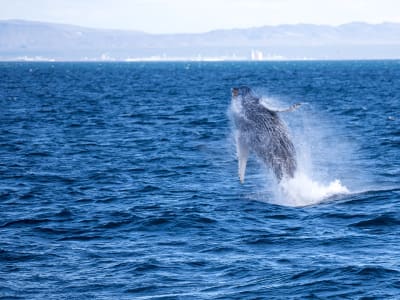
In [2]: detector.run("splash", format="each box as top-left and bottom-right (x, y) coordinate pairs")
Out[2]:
(275, 172), (350, 207)
(263, 94), (352, 206)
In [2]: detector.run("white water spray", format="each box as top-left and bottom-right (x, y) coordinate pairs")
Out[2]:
(274, 95), (350, 206)
(276, 173), (349, 207)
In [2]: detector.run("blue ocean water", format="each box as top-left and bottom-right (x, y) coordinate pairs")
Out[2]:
(0, 61), (399, 299)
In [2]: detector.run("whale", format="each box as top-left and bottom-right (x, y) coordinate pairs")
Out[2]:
(230, 86), (300, 183)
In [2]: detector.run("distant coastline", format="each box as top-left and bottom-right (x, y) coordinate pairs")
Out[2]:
(2, 57), (400, 63)
(1, 20), (400, 61)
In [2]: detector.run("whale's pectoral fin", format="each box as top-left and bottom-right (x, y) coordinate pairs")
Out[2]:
(259, 100), (302, 113)
(274, 102), (302, 113)
(236, 136), (249, 184)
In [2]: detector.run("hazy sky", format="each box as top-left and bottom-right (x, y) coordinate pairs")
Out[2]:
(1, 0), (400, 33)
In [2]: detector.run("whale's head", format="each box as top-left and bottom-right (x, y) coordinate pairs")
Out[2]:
(231, 86), (258, 104)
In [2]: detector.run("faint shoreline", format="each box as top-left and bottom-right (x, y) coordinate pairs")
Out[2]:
(1, 56), (400, 63)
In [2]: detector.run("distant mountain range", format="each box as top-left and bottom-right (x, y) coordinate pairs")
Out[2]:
(1, 20), (400, 61)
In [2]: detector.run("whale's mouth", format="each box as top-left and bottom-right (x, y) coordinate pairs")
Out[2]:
(232, 87), (239, 97)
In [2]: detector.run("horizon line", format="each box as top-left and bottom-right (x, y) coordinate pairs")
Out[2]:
(2, 58), (400, 63)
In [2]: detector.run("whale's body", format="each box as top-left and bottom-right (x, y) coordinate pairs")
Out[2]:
(231, 86), (297, 182)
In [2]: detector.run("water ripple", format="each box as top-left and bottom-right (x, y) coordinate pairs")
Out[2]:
(0, 61), (399, 299)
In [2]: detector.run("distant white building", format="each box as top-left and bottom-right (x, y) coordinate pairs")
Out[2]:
(100, 53), (115, 61)
(251, 49), (264, 61)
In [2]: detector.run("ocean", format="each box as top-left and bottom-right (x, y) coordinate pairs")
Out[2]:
(1, 61), (399, 299)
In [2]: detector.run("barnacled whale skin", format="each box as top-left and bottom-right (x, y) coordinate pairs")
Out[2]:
(230, 86), (298, 183)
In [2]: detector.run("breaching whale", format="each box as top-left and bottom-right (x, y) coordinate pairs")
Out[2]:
(230, 86), (301, 183)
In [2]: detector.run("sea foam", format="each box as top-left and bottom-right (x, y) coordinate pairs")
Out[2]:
(276, 172), (349, 207)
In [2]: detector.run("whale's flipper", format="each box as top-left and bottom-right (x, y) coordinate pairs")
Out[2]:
(278, 102), (302, 113)
(260, 102), (302, 113)
(236, 134), (249, 184)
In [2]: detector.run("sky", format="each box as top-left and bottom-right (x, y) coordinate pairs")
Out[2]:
(1, 0), (400, 34)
